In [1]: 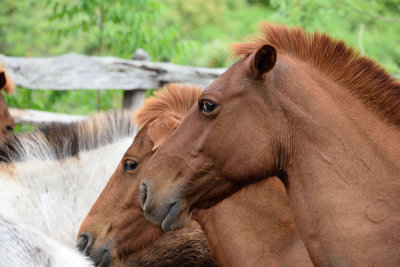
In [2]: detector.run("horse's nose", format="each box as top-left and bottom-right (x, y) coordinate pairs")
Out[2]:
(91, 245), (111, 267)
(76, 232), (94, 256)
(139, 180), (149, 209)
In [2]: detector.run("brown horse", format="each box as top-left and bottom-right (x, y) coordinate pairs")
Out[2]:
(77, 84), (216, 267)
(78, 83), (313, 266)
(140, 23), (400, 266)
(0, 66), (15, 142)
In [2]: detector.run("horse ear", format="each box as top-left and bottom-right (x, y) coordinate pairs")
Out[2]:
(251, 44), (276, 78)
(0, 72), (6, 89)
(147, 116), (180, 151)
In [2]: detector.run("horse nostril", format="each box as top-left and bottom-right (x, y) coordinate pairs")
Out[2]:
(5, 125), (13, 132)
(139, 181), (148, 208)
(76, 233), (94, 256)
(77, 235), (88, 251)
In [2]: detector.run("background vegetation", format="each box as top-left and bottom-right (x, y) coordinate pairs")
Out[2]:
(1, 0), (399, 130)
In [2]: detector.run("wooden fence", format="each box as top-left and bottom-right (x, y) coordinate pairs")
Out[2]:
(0, 51), (225, 125)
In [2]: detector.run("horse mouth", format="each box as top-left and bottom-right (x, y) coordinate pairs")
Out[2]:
(161, 201), (190, 232)
(91, 246), (112, 267)
(142, 193), (191, 232)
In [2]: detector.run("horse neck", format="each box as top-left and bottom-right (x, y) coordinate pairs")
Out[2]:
(195, 177), (312, 267)
(279, 60), (400, 265)
(0, 137), (132, 247)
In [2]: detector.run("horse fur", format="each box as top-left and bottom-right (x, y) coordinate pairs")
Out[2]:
(0, 213), (93, 267)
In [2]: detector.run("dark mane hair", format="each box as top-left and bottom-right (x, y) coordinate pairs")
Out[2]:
(0, 110), (137, 163)
(232, 22), (400, 125)
(135, 83), (202, 127)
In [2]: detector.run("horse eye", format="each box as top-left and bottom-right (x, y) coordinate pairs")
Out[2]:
(123, 159), (138, 171)
(199, 100), (218, 113)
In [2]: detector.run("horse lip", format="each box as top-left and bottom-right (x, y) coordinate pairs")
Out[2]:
(161, 201), (183, 231)
(94, 247), (111, 267)
(143, 198), (178, 227)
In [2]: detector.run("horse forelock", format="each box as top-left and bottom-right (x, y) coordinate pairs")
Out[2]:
(0, 110), (137, 163)
(231, 22), (400, 126)
(134, 83), (202, 127)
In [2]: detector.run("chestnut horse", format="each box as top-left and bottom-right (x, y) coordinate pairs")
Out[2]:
(140, 23), (400, 266)
(0, 108), (215, 266)
(77, 84), (216, 267)
(78, 84), (312, 266)
(0, 66), (15, 142)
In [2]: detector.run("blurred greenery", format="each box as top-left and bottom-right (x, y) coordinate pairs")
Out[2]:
(1, 0), (400, 131)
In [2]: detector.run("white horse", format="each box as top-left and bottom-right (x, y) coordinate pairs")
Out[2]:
(0, 213), (93, 267)
(0, 110), (138, 247)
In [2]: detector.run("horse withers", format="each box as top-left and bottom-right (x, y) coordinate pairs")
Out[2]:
(0, 68), (15, 142)
(140, 23), (400, 266)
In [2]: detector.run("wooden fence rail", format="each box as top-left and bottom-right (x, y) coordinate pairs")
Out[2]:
(0, 52), (225, 124)
(9, 108), (87, 125)
(0, 53), (225, 90)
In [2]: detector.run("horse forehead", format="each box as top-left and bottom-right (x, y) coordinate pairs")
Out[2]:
(127, 126), (151, 148)
(204, 60), (247, 91)
(203, 55), (295, 97)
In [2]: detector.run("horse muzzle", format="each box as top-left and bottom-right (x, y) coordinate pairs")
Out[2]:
(140, 179), (191, 231)
(77, 233), (112, 267)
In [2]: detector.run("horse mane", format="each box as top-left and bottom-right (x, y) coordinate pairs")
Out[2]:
(232, 22), (400, 126)
(135, 83), (202, 127)
(0, 110), (137, 163)
(0, 64), (15, 94)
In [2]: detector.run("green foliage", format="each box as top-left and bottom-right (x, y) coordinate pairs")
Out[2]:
(161, 0), (276, 67)
(0, 1), (81, 56)
(47, 0), (194, 60)
(163, 0), (400, 75)
(5, 88), (122, 114)
(266, 0), (400, 76)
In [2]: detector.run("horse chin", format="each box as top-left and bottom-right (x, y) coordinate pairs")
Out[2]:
(161, 202), (191, 232)
(143, 211), (163, 227)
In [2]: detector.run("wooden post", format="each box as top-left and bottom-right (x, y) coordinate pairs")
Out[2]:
(122, 90), (146, 111)
(122, 49), (150, 111)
